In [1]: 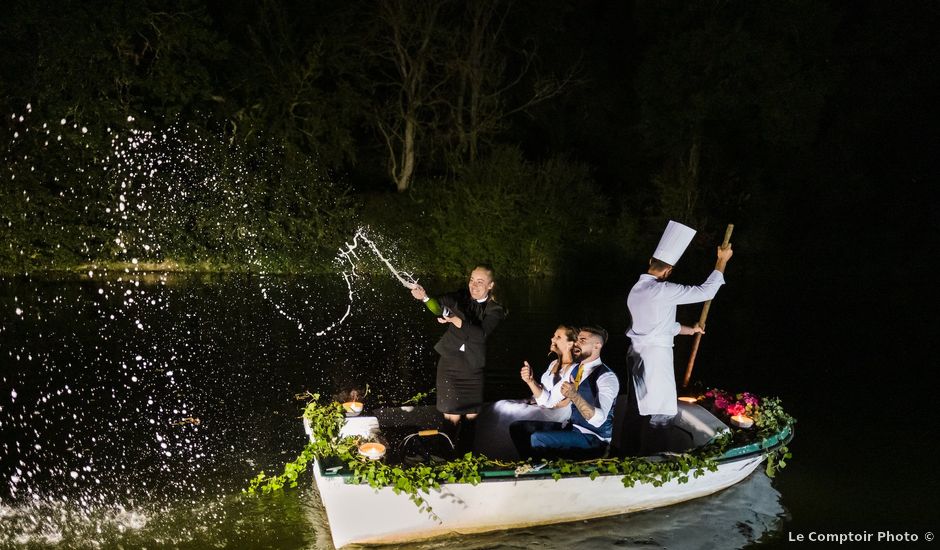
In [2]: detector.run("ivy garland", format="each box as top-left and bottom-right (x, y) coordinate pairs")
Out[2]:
(246, 390), (794, 519)
(698, 388), (795, 477)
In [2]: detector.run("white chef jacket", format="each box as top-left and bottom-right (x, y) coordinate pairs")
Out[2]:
(533, 359), (577, 408)
(626, 270), (725, 415)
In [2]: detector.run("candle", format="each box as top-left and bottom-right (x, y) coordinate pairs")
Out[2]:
(358, 442), (386, 460)
(730, 414), (754, 429)
(678, 396), (698, 403)
(343, 401), (364, 416)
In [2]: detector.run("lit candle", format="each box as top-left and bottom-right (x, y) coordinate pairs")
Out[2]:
(343, 401), (364, 416)
(730, 414), (754, 429)
(358, 442), (386, 460)
(678, 396), (698, 403)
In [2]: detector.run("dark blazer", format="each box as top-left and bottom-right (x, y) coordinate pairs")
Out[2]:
(432, 288), (505, 371)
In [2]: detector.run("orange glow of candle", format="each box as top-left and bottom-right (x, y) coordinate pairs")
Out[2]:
(358, 442), (386, 460)
(730, 414), (754, 429)
(342, 401), (364, 416)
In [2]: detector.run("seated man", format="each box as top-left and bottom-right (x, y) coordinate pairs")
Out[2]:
(517, 326), (619, 459)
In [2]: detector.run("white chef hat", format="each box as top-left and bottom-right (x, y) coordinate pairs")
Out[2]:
(652, 220), (696, 266)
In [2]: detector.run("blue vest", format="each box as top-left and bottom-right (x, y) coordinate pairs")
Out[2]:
(569, 363), (615, 440)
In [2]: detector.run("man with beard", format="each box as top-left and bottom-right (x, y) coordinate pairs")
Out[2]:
(513, 326), (619, 459)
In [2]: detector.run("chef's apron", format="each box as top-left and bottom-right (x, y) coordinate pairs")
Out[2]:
(630, 343), (678, 417)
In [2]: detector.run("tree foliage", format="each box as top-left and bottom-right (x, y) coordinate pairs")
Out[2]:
(1, 1), (226, 127)
(1, 1), (934, 275)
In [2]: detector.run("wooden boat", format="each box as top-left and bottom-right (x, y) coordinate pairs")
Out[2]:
(305, 398), (793, 549)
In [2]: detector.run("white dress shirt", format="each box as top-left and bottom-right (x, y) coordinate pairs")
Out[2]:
(533, 360), (576, 408)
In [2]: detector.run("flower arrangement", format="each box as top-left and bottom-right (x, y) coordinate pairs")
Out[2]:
(697, 388), (795, 477)
(701, 388), (795, 440)
(704, 388), (757, 416)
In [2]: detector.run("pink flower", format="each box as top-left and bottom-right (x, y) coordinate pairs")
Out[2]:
(706, 388), (764, 420)
(739, 392), (759, 406)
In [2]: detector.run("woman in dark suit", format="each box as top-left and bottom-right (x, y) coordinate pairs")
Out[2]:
(410, 265), (505, 427)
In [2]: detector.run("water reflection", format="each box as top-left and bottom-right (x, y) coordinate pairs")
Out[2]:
(376, 472), (785, 550)
(1, 273), (788, 547)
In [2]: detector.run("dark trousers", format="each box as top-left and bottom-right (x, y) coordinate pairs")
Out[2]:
(509, 420), (563, 459)
(510, 420), (607, 460)
(616, 348), (645, 455)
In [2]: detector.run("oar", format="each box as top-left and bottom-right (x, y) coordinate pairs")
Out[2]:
(682, 223), (734, 388)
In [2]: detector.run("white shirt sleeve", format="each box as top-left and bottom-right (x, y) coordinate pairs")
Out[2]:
(586, 371), (620, 426)
(659, 270), (725, 305)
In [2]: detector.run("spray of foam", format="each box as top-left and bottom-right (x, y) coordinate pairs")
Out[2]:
(259, 227), (418, 337)
(337, 227), (417, 290)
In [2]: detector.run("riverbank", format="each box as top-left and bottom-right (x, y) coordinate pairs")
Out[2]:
(2, 150), (652, 279)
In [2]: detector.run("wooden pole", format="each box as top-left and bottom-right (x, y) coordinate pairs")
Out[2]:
(682, 224), (734, 388)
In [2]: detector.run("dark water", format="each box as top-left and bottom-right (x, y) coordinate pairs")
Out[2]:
(0, 264), (936, 548)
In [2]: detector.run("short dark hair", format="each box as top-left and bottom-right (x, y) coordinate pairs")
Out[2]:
(580, 325), (608, 346)
(650, 258), (672, 271)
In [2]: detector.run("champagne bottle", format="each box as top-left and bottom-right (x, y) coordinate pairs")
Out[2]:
(425, 297), (443, 316)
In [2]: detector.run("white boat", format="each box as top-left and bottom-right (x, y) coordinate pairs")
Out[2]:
(305, 399), (793, 549)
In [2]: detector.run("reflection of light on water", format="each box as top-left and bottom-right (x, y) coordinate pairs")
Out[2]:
(3, 109), (438, 545)
(0, 499), (150, 546)
(372, 471), (786, 550)
(306, 484), (341, 550)
(0, 491), (323, 547)
(0, 271), (279, 545)
(0, 267), (428, 546)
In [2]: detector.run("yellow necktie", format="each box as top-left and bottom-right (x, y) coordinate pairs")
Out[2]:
(572, 363), (584, 390)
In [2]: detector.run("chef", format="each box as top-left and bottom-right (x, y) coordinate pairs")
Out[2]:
(626, 221), (733, 450)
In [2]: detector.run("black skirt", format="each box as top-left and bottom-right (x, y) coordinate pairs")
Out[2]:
(436, 353), (483, 414)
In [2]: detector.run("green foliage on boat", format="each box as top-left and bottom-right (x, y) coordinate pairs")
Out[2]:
(246, 392), (795, 518)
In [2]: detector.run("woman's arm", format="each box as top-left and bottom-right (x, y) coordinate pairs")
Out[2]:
(521, 361), (543, 398)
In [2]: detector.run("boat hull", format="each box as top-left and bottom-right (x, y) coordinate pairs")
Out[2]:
(313, 454), (764, 548)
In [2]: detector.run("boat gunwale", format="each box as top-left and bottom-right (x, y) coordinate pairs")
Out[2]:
(315, 423), (794, 482)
